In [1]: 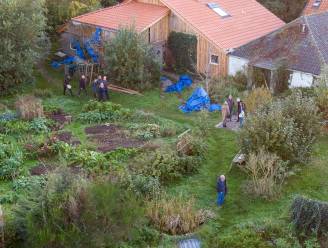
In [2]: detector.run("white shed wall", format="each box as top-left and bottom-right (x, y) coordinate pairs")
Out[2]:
(289, 71), (314, 88)
(228, 55), (249, 76)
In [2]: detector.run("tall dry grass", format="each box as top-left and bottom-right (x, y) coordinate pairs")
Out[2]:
(15, 95), (43, 120)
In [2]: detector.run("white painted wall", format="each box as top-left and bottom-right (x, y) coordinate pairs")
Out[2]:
(289, 71), (314, 88)
(228, 55), (249, 76)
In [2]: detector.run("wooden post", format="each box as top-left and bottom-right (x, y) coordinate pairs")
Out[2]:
(0, 205), (4, 248)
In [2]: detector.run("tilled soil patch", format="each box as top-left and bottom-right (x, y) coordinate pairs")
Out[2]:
(30, 163), (56, 176)
(55, 131), (81, 146)
(85, 124), (144, 153)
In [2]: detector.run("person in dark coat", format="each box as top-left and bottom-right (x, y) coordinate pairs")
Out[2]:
(217, 175), (227, 206)
(91, 79), (98, 98)
(237, 98), (241, 122)
(98, 82), (106, 101)
(227, 95), (234, 121)
(78, 75), (87, 96)
(63, 76), (73, 96)
(103, 75), (109, 100)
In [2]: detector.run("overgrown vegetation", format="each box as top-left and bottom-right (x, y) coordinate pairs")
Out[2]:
(0, 0), (48, 95)
(104, 27), (161, 90)
(244, 87), (272, 113)
(167, 31), (197, 73)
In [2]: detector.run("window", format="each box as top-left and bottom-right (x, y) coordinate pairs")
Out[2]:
(210, 54), (219, 65)
(207, 3), (230, 18)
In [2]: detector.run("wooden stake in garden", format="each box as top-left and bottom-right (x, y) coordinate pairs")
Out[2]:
(0, 205), (4, 248)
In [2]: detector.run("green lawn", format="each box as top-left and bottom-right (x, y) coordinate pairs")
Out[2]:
(1, 67), (328, 247)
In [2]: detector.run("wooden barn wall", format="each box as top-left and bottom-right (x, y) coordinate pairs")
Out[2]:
(168, 12), (227, 77)
(141, 15), (169, 43)
(136, 0), (164, 6)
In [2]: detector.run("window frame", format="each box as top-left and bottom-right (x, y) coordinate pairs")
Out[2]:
(210, 54), (219, 65)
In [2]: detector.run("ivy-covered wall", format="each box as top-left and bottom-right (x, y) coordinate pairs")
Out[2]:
(167, 31), (197, 73)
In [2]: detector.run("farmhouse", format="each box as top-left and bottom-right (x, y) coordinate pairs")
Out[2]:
(228, 12), (328, 88)
(302, 0), (328, 15)
(65, 0), (284, 77)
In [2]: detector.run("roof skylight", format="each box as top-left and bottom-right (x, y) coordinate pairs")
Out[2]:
(207, 3), (230, 18)
(312, 0), (322, 7)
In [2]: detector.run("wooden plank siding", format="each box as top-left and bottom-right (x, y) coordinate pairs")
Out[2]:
(168, 12), (227, 77)
(143, 14), (169, 43)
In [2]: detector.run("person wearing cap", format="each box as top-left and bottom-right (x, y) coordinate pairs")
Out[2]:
(63, 75), (73, 96)
(217, 175), (228, 206)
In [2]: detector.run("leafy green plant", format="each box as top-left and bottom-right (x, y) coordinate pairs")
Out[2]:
(127, 123), (161, 140)
(29, 118), (51, 134)
(0, 120), (30, 136)
(78, 100), (132, 124)
(0, 142), (24, 180)
(13, 176), (46, 192)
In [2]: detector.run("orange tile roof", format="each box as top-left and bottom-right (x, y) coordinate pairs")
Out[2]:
(160, 0), (285, 49)
(303, 0), (328, 15)
(72, 1), (169, 32)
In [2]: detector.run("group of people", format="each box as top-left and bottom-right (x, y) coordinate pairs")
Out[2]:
(63, 75), (109, 101)
(221, 95), (246, 128)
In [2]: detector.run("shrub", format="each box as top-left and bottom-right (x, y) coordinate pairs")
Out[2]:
(14, 169), (145, 247)
(127, 174), (161, 198)
(104, 27), (161, 90)
(15, 95), (43, 120)
(315, 69), (328, 120)
(239, 91), (320, 164)
(13, 176), (46, 192)
(78, 100), (132, 124)
(147, 195), (213, 235)
(242, 149), (288, 199)
(208, 76), (241, 103)
(244, 87), (272, 113)
(0, 111), (18, 122)
(0, 141), (24, 180)
(167, 31), (197, 72)
(130, 148), (181, 184)
(132, 110), (185, 136)
(177, 132), (207, 157)
(291, 196), (328, 240)
(127, 123), (161, 140)
(0, 120), (30, 136)
(29, 117), (51, 134)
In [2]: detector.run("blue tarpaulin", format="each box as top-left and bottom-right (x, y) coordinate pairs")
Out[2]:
(51, 56), (76, 69)
(179, 87), (221, 113)
(165, 75), (192, 93)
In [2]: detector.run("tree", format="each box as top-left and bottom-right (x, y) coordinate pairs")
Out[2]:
(104, 27), (161, 90)
(0, 0), (48, 95)
(45, 0), (100, 30)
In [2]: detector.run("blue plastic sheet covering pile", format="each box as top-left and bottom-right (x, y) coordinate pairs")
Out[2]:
(179, 87), (221, 113)
(165, 75), (193, 93)
(51, 28), (102, 68)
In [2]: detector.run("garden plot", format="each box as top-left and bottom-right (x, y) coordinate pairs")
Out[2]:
(85, 124), (144, 152)
(55, 131), (81, 146)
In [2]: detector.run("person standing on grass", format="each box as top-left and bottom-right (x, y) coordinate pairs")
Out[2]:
(103, 75), (109, 100)
(236, 98), (241, 122)
(91, 78), (98, 98)
(221, 101), (230, 128)
(63, 75), (73, 96)
(78, 75), (87, 96)
(217, 175), (227, 207)
(227, 95), (234, 121)
(239, 100), (246, 128)
(98, 82), (106, 101)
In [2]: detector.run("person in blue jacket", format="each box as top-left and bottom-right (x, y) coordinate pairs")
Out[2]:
(217, 175), (227, 206)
